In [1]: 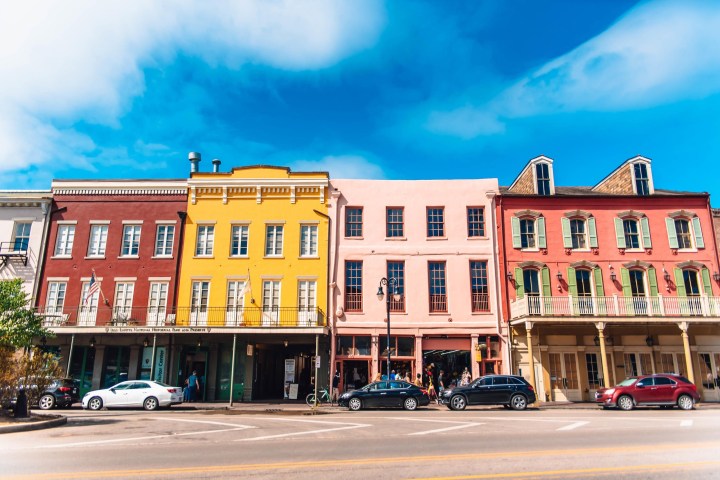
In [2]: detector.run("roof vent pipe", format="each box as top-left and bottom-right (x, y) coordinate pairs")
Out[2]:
(189, 152), (201, 173)
(212, 158), (221, 173)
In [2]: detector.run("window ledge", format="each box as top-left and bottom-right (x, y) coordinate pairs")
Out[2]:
(152, 255), (174, 259)
(624, 249), (645, 253)
(193, 255), (215, 259)
(520, 248), (540, 252)
(264, 256), (286, 259)
(471, 311), (493, 315)
(426, 237), (448, 241)
(229, 255), (249, 259)
(299, 255), (320, 259)
(51, 255), (72, 259)
(385, 237), (407, 241)
(467, 236), (488, 240)
(118, 255), (140, 259)
(84, 255), (106, 260)
(344, 236), (364, 240)
(344, 311), (364, 315)
(428, 312), (449, 315)
(677, 248), (698, 253)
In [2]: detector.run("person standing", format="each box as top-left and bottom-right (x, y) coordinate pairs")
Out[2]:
(331, 371), (341, 405)
(460, 367), (471, 386)
(437, 370), (445, 404)
(187, 370), (200, 402)
(414, 373), (423, 387)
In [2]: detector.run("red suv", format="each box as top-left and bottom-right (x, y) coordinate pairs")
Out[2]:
(595, 374), (699, 411)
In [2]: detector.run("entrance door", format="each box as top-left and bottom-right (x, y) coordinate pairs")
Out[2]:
(68, 346), (95, 398)
(548, 352), (580, 401)
(182, 350), (207, 401)
(698, 352), (720, 402)
(341, 360), (369, 392)
(624, 352), (653, 377)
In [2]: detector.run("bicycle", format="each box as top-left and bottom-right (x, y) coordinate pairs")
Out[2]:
(306, 387), (332, 407)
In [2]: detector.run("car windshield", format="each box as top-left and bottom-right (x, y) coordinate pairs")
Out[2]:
(617, 378), (637, 387)
(110, 383), (132, 390)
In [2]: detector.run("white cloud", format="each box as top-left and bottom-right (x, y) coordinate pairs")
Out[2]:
(291, 154), (385, 179)
(0, 0), (385, 180)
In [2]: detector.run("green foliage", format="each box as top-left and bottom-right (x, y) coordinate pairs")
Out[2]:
(0, 347), (63, 411)
(0, 279), (51, 348)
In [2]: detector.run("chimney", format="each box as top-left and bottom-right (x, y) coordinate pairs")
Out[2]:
(188, 152), (201, 173)
(212, 158), (221, 173)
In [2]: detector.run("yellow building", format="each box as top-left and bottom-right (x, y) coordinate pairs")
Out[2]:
(175, 161), (330, 401)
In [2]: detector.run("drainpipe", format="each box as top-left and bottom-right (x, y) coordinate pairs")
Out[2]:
(314, 207), (332, 386)
(497, 194), (514, 374)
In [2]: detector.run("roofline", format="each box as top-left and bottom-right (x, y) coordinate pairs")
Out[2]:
(507, 155), (553, 191)
(591, 155), (651, 191)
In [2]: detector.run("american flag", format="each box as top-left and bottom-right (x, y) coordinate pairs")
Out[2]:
(84, 271), (101, 305)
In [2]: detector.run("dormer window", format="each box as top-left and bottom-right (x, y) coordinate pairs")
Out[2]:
(634, 163), (650, 195)
(536, 163), (551, 196)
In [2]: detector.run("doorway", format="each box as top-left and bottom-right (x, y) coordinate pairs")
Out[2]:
(548, 352), (581, 401)
(181, 349), (207, 401)
(341, 360), (369, 391)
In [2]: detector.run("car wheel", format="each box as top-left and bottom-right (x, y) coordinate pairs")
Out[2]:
(403, 397), (418, 411)
(143, 396), (159, 411)
(88, 396), (103, 411)
(617, 395), (634, 411)
(348, 398), (362, 411)
(509, 394), (528, 411)
(450, 395), (466, 411)
(38, 394), (55, 410)
(677, 394), (694, 411)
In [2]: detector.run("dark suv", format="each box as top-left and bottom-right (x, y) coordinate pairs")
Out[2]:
(595, 373), (699, 410)
(440, 375), (536, 411)
(7, 378), (80, 410)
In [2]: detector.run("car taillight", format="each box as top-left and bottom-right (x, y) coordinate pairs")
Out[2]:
(420, 389), (428, 395)
(168, 389), (177, 393)
(527, 385), (534, 391)
(58, 387), (72, 393)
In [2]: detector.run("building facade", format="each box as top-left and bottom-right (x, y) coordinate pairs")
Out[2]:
(499, 156), (720, 403)
(36, 180), (187, 397)
(175, 163), (330, 400)
(329, 179), (503, 392)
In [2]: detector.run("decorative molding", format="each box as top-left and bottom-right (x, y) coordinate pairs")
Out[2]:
(514, 209), (542, 218)
(622, 260), (653, 269)
(616, 210), (646, 218)
(668, 209), (697, 219)
(676, 260), (705, 269)
(517, 260), (546, 269)
(570, 260), (598, 269)
(564, 210), (592, 219)
(52, 180), (187, 196)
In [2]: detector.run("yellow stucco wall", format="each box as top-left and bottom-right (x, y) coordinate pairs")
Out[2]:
(176, 166), (329, 327)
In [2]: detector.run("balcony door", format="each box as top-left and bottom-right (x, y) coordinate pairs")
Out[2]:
(147, 282), (168, 327)
(682, 269), (703, 316)
(297, 281), (317, 327)
(624, 352), (653, 377)
(523, 269), (541, 315)
(78, 282), (99, 326)
(190, 281), (209, 326)
(262, 281), (280, 326)
(548, 352), (581, 401)
(575, 269), (593, 315)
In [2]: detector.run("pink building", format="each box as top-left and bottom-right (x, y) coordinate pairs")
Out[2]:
(328, 179), (503, 392)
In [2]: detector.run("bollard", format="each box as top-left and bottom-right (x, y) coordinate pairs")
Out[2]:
(14, 388), (28, 418)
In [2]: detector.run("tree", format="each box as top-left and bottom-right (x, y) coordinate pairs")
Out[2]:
(0, 279), (49, 348)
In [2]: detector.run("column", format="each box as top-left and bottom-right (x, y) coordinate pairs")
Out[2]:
(525, 321), (537, 402)
(91, 345), (106, 391)
(678, 322), (695, 384)
(370, 334), (379, 379)
(595, 322), (610, 388)
(415, 335), (423, 378)
(128, 345), (140, 380)
(471, 334), (480, 379)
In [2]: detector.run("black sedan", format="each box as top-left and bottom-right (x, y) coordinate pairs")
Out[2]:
(338, 381), (430, 411)
(440, 375), (536, 411)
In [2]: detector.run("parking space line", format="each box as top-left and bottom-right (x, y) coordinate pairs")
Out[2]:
(556, 421), (589, 431)
(408, 423), (483, 436)
(152, 417), (258, 428)
(235, 423), (370, 442)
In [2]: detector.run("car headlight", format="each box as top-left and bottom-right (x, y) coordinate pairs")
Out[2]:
(340, 393), (350, 399)
(604, 388), (615, 395)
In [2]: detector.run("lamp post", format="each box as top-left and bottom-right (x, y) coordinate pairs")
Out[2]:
(377, 277), (401, 382)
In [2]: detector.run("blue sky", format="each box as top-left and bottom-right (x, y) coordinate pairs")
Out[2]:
(2, 0), (720, 199)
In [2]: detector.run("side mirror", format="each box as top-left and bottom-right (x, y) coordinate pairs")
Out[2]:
(110, 388), (116, 393)
(636, 383), (645, 388)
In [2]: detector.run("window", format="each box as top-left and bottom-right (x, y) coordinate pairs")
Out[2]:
(54, 224), (75, 256)
(195, 225), (214, 256)
(386, 207), (404, 238)
(523, 270), (540, 296)
(666, 215), (704, 250)
(345, 261), (363, 312)
(226, 281), (246, 310)
(230, 225), (249, 257)
(470, 261), (489, 312)
(428, 261), (447, 312)
(191, 281), (209, 312)
(121, 225), (141, 256)
(300, 225), (318, 257)
(634, 163), (650, 196)
(426, 207), (445, 237)
(675, 219), (692, 249)
(12, 222), (31, 252)
(345, 207), (363, 237)
(623, 219), (640, 249)
(113, 283), (135, 317)
(46, 282), (66, 313)
(154, 225), (175, 256)
(387, 261), (405, 312)
(570, 219), (586, 249)
(87, 225), (108, 257)
(683, 270), (701, 296)
(467, 207), (485, 237)
(615, 216), (651, 250)
(265, 225), (283, 256)
(520, 219), (535, 249)
(536, 163), (551, 196)
(148, 282), (168, 313)
(576, 270), (592, 297)
(629, 270), (645, 297)
(298, 280), (317, 310)
(262, 281), (281, 312)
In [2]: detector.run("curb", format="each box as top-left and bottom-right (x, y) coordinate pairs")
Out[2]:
(0, 414), (67, 434)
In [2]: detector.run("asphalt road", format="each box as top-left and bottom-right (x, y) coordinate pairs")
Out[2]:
(2, 407), (719, 479)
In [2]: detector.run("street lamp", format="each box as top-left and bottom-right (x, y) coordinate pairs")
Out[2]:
(377, 277), (401, 382)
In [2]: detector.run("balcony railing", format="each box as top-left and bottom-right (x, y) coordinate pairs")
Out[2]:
(510, 295), (720, 320)
(35, 306), (326, 328)
(471, 293), (490, 312)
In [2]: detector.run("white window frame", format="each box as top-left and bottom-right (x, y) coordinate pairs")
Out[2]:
(190, 281), (210, 326)
(265, 225), (284, 257)
(299, 224), (318, 257)
(519, 218), (537, 250)
(113, 282), (135, 319)
(45, 281), (67, 314)
(147, 282), (169, 326)
(87, 224), (109, 257)
(154, 224), (175, 257)
(12, 222), (32, 252)
(121, 224), (142, 257)
(226, 280), (247, 326)
(54, 224), (76, 257)
(195, 225), (215, 257)
(569, 218), (588, 250)
(230, 225), (249, 257)
(630, 160), (654, 196)
(530, 159), (555, 195)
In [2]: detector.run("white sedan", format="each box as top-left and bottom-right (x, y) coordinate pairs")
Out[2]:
(82, 380), (183, 411)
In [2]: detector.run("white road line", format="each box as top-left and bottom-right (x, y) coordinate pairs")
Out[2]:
(152, 417), (257, 428)
(36, 427), (253, 449)
(681, 420), (693, 427)
(557, 421), (589, 431)
(389, 417), (479, 424)
(408, 422), (483, 436)
(235, 423), (370, 442)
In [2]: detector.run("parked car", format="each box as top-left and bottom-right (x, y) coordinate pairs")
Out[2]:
(595, 373), (699, 411)
(82, 380), (183, 411)
(3, 378), (79, 410)
(338, 380), (430, 411)
(440, 375), (536, 411)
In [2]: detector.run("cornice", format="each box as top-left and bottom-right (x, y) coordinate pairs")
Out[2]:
(52, 180), (188, 196)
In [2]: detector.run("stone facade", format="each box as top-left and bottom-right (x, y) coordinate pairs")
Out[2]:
(593, 164), (634, 195)
(508, 167), (535, 194)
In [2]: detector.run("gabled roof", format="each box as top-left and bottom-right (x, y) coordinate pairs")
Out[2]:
(507, 155), (553, 192)
(591, 155), (650, 192)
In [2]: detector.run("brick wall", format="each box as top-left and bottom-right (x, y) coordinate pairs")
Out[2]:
(593, 164), (634, 194)
(509, 168), (535, 194)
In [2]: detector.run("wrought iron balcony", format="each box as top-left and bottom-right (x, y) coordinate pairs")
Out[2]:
(510, 294), (720, 320)
(35, 306), (326, 328)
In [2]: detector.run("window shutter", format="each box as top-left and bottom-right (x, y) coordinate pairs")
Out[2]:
(620, 268), (631, 297)
(692, 216), (705, 248)
(567, 267), (577, 297)
(640, 217), (651, 249)
(666, 218), (678, 249)
(701, 268), (713, 297)
(593, 268), (605, 297)
(511, 217), (521, 249)
(588, 217), (598, 248)
(614, 218), (626, 249)
(647, 267), (658, 297)
(514, 267), (524, 299)
(537, 217), (547, 249)
(674, 268), (686, 297)
(561, 217), (572, 249)
(541, 267), (551, 297)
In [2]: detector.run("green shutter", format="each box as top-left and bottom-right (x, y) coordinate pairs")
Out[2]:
(541, 267), (551, 297)
(511, 217), (521, 248)
(647, 267), (658, 297)
(537, 217), (546, 249)
(614, 218), (626, 249)
(640, 216), (652, 248)
(620, 268), (632, 297)
(515, 267), (524, 298)
(561, 217), (572, 248)
(674, 268), (686, 297)
(666, 218), (679, 249)
(567, 267), (577, 297)
(701, 268), (713, 297)
(588, 217), (598, 248)
(594, 268), (605, 296)
(692, 216), (705, 248)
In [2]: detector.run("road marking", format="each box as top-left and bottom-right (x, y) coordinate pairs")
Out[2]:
(390, 417), (482, 424)
(556, 421), (589, 431)
(408, 422), (483, 436)
(235, 423), (370, 442)
(152, 417), (257, 428)
(681, 420), (693, 427)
